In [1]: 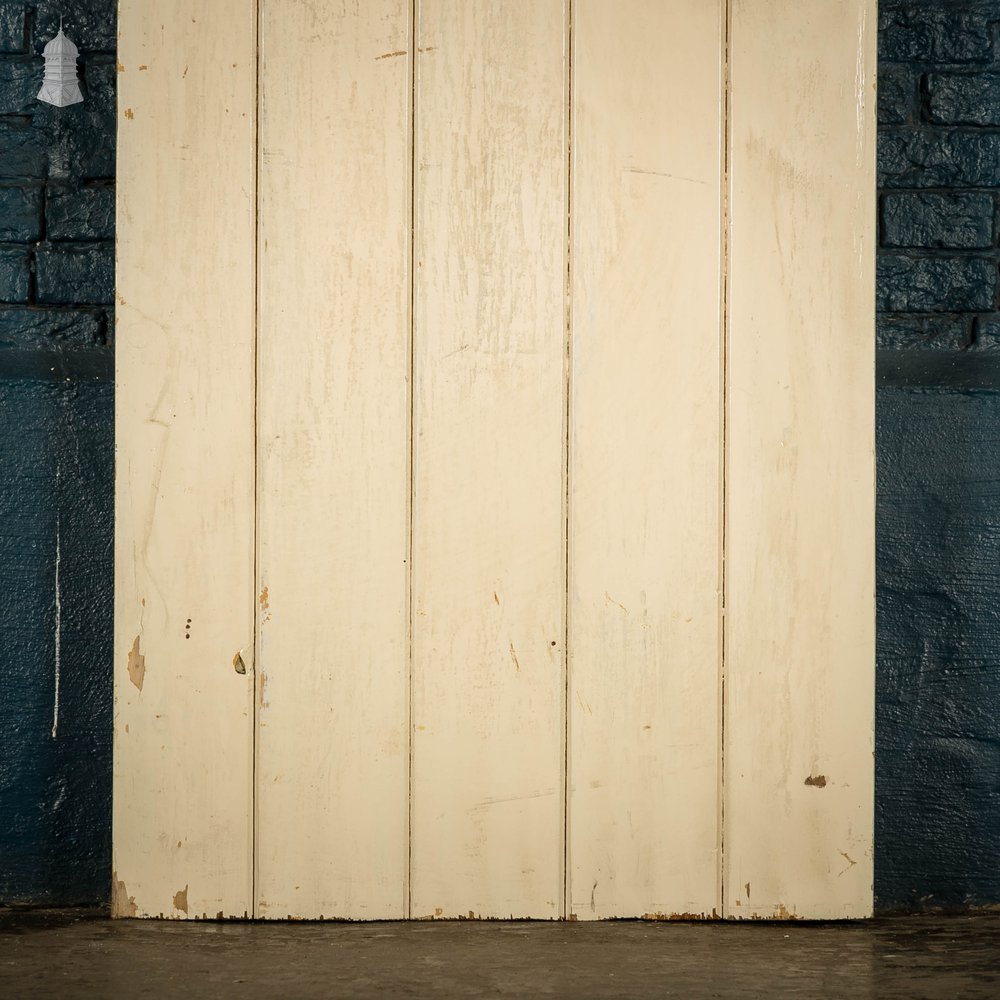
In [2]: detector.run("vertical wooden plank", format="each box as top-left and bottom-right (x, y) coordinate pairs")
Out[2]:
(724, 0), (876, 919)
(254, 1), (411, 919)
(113, 2), (256, 918)
(410, 0), (567, 919)
(568, 0), (725, 921)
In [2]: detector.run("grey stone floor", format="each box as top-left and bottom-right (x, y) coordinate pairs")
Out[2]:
(1, 909), (998, 999)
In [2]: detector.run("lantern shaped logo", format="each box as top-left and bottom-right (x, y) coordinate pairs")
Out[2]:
(37, 27), (84, 108)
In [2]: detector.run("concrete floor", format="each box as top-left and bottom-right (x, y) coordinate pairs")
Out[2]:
(1, 910), (998, 999)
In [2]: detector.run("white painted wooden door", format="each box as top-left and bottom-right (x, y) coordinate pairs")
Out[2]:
(114, 0), (875, 921)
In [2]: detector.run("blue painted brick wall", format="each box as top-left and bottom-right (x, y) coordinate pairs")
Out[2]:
(877, 0), (1000, 337)
(0, 0), (114, 906)
(876, 0), (1000, 910)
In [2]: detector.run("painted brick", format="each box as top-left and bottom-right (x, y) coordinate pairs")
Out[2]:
(876, 389), (1000, 908)
(0, 378), (112, 906)
(0, 5), (25, 53)
(34, 4), (117, 53)
(879, 130), (1000, 189)
(0, 120), (46, 179)
(878, 4), (995, 64)
(879, 65), (917, 126)
(877, 314), (972, 351)
(0, 0), (116, 909)
(46, 185), (113, 241)
(34, 245), (113, 305)
(34, 57), (116, 180)
(974, 316), (1000, 352)
(0, 248), (29, 302)
(927, 73), (1000, 126)
(878, 256), (997, 313)
(0, 185), (41, 241)
(0, 57), (41, 115)
(883, 192), (995, 249)
(0, 306), (104, 348)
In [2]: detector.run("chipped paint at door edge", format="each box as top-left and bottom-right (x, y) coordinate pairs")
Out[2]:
(172, 884), (189, 913)
(111, 872), (138, 918)
(127, 635), (145, 691)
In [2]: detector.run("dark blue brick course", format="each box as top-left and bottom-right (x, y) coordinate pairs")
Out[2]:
(879, 66), (918, 126)
(879, 130), (1000, 189)
(883, 192), (996, 249)
(0, 119), (47, 178)
(0, 5), (22, 53)
(0, 247), (30, 302)
(0, 306), (104, 348)
(0, 55), (37, 114)
(0, 184), (41, 241)
(974, 316), (1000, 351)
(877, 314), (972, 351)
(877, 255), (997, 312)
(879, 3), (997, 64)
(35, 245), (114, 305)
(927, 73), (1000, 126)
(47, 185), (114, 241)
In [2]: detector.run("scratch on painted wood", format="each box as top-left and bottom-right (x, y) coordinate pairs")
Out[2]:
(508, 641), (521, 672)
(603, 591), (627, 614)
(624, 166), (707, 186)
(838, 851), (858, 877)
(471, 788), (556, 810)
(375, 46), (436, 60)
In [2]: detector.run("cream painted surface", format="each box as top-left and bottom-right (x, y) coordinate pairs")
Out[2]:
(254, 1), (411, 919)
(115, 0), (875, 922)
(568, 0), (724, 921)
(409, 0), (568, 919)
(113, 1), (256, 918)
(724, 0), (876, 919)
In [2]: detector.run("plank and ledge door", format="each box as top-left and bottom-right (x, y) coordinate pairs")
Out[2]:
(114, 0), (874, 921)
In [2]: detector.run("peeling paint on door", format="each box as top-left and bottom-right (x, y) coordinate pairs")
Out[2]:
(126, 635), (145, 691)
